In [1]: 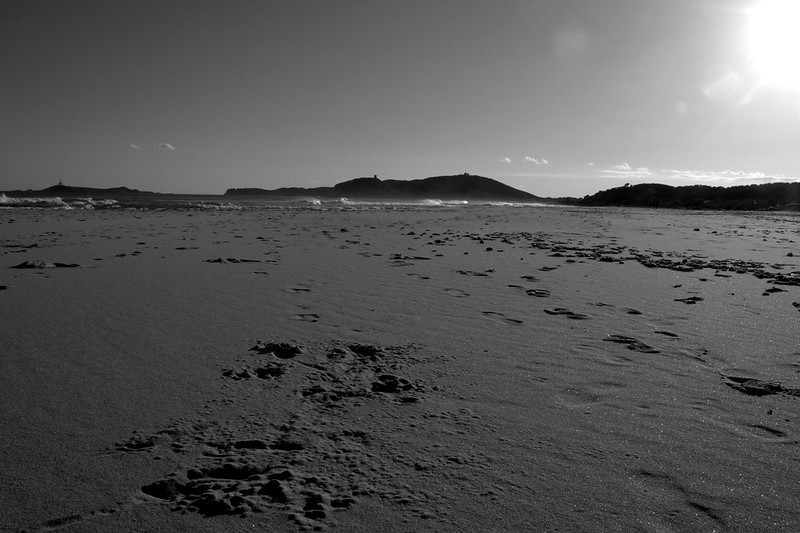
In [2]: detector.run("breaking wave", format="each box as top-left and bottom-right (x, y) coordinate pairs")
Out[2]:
(0, 193), (557, 212)
(338, 198), (469, 208)
(0, 194), (119, 210)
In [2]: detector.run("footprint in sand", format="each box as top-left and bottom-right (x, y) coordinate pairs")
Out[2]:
(457, 269), (490, 277)
(250, 341), (304, 358)
(292, 313), (320, 322)
(34, 507), (122, 531)
(654, 330), (679, 338)
(603, 334), (660, 354)
(139, 461), (356, 522)
(627, 469), (725, 530)
(706, 417), (791, 443)
(482, 311), (523, 325)
(223, 363), (286, 380)
(205, 257), (261, 264)
(11, 260), (80, 269)
(525, 288), (550, 297)
(554, 388), (604, 411)
(285, 286), (312, 293)
(742, 423), (789, 441)
(443, 288), (469, 298)
(763, 286), (787, 296)
(721, 375), (800, 397)
(84, 338), (446, 532)
(543, 308), (589, 320)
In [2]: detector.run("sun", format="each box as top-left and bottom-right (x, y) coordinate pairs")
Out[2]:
(748, 0), (800, 88)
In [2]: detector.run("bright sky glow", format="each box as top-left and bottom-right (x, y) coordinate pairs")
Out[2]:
(749, 0), (800, 88)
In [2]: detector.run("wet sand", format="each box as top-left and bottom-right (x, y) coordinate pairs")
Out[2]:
(1, 205), (799, 532)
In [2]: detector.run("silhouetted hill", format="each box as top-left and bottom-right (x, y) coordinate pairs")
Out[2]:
(226, 174), (543, 202)
(579, 182), (800, 210)
(44, 184), (148, 196)
(3, 184), (157, 197)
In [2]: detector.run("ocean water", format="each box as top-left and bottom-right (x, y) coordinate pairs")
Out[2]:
(0, 193), (122, 210)
(0, 193), (553, 211)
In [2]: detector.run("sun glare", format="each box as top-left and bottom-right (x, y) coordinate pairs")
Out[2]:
(749, 0), (800, 88)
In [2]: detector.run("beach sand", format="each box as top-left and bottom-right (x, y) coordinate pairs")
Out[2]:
(1, 205), (799, 532)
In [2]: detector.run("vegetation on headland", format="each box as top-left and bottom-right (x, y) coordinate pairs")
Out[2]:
(574, 182), (800, 210)
(3, 183), (158, 198)
(225, 174), (544, 202)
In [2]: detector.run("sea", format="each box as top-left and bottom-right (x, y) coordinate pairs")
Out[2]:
(0, 193), (554, 211)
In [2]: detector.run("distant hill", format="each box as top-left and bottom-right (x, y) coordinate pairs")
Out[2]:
(3, 184), (156, 197)
(8, 179), (800, 210)
(579, 182), (800, 210)
(225, 174), (544, 202)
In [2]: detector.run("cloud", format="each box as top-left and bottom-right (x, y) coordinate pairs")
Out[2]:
(702, 67), (758, 107)
(524, 156), (549, 165)
(552, 29), (590, 60)
(601, 163), (652, 177)
(667, 168), (799, 184)
(500, 157), (512, 164)
(156, 143), (176, 151)
(129, 143), (142, 151)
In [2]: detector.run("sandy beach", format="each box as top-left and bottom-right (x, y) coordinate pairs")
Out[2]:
(2, 204), (799, 532)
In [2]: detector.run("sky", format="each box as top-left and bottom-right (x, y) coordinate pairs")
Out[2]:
(3, 0), (800, 197)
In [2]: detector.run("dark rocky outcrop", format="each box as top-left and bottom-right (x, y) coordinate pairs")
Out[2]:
(579, 182), (800, 210)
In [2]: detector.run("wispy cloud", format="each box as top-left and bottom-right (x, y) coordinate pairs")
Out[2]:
(702, 67), (759, 108)
(601, 162), (651, 177)
(524, 156), (549, 165)
(129, 143), (142, 151)
(504, 171), (570, 179)
(667, 168), (800, 184)
(156, 143), (176, 151)
(500, 156), (512, 164)
(552, 29), (590, 59)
